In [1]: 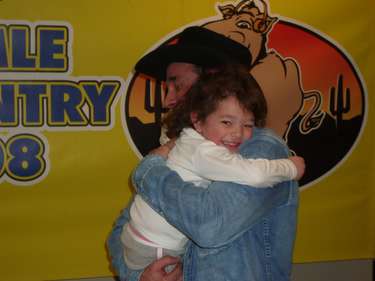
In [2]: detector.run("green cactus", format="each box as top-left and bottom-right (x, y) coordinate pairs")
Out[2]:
(144, 79), (166, 124)
(329, 74), (350, 132)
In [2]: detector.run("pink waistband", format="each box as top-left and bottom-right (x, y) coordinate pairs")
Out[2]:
(128, 223), (155, 244)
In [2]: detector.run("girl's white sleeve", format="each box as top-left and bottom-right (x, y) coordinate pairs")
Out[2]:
(191, 141), (297, 188)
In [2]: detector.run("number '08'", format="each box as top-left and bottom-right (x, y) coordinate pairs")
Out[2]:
(0, 134), (46, 182)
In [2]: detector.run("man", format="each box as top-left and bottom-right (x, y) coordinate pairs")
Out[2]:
(107, 26), (301, 281)
(128, 26), (252, 154)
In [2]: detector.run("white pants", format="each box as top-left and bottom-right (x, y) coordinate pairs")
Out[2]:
(121, 223), (185, 270)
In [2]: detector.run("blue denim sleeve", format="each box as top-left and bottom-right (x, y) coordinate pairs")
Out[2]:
(133, 129), (296, 248)
(106, 200), (142, 281)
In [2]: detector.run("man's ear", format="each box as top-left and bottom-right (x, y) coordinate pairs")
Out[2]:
(190, 112), (202, 132)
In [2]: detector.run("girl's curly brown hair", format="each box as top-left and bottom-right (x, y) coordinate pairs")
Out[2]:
(163, 64), (267, 139)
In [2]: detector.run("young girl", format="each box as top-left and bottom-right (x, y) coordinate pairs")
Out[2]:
(121, 66), (305, 270)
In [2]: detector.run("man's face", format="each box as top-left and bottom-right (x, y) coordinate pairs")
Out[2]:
(164, 62), (200, 109)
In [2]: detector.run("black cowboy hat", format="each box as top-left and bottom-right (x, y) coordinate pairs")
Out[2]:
(135, 26), (252, 80)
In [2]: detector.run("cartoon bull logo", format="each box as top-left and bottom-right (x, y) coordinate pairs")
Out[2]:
(203, 0), (324, 138)
(122, 0), (366, 187)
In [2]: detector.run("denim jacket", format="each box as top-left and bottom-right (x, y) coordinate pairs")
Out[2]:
(107, 128), (299, 281)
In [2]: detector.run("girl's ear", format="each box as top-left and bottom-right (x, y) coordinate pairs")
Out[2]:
(190, 112), (202, 133)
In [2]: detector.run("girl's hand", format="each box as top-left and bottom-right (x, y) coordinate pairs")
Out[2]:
(149, 139), (176, 159)
(289, 156), (305, 181)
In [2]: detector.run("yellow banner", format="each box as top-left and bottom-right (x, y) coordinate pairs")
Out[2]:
(0, 0), (373, 280)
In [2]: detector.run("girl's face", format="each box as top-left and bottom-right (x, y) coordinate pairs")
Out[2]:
(193, 96), (254, 153)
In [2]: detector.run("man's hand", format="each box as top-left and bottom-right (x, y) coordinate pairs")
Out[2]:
(140, 256), (183, 281)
